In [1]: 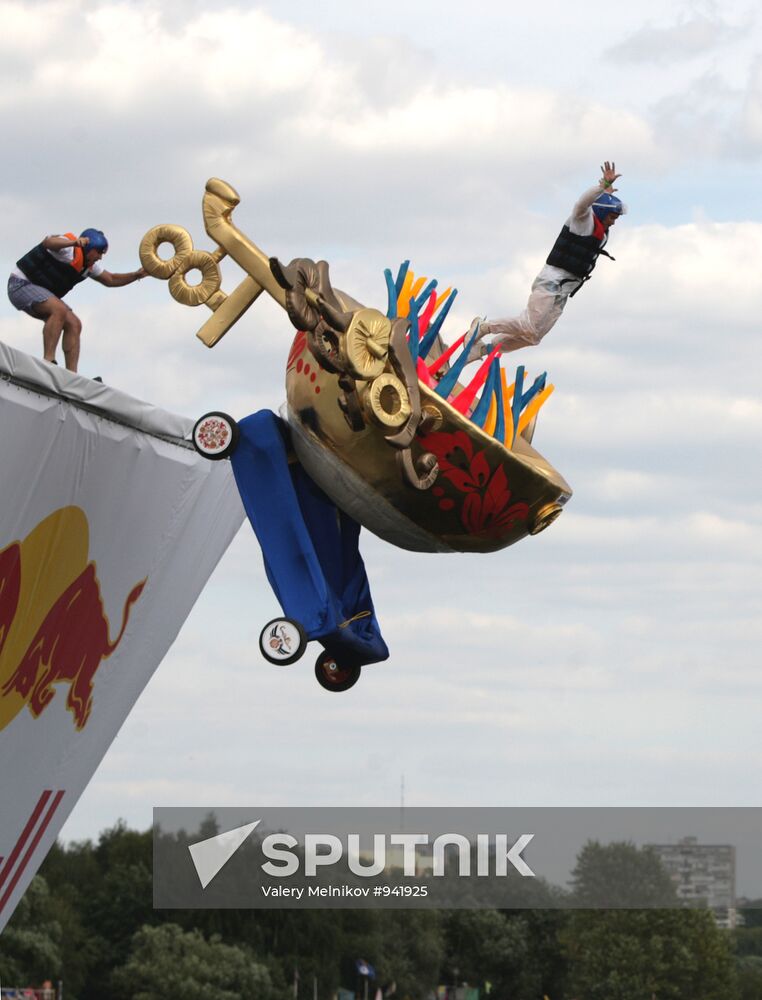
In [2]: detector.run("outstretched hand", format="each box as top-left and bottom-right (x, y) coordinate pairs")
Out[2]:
(600, 160), (621, 190)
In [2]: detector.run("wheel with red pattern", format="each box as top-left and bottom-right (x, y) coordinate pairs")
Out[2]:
(192, 411), (240, 460)
(259, 618), (308, 666)
(314, 652), (361, 692)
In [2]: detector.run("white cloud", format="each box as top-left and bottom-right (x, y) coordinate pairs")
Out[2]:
(605, 14), (747, 65)
(741, 56), (762, 147)
(0, 0), (70, 49)
(0, 0), (664, 232)
(0, 3), (341, 109)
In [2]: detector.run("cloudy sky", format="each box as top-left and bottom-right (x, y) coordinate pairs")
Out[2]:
(2, 0), (762, 841)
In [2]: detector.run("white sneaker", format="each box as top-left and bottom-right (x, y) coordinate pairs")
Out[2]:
(463, 316), (487, 363)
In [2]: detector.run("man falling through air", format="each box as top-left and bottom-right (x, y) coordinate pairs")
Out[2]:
(467, 161), (626, 361)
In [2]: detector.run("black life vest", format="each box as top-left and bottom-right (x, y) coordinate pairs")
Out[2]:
(16, 234), (90, 298)
(545, 216), (614, 294)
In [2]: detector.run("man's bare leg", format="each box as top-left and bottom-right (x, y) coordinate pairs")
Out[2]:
(61, 312), (82, 372)
(29, 297), (81, 371)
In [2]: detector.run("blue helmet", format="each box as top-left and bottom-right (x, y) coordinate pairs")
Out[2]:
(592, 193), (626, 222)
(80, 228), (108, 253)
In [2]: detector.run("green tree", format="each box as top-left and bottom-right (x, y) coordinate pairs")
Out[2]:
(0, 875), (63, 986)
(733, 927), (762, 958)
(735, 955), (762, 1000)
(369, 909), (443, 999)
(508, 910), (570, 1000)
(39, 822), (156, 999)
(564, 908), (738, 1000)
(111, 923), (274, 1000)
(442, 910), (529, 997)
(738, 902), (762, 929)
(570, 840), (678, 908)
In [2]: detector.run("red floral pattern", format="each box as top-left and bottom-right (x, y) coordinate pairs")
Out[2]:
(197, 418), (229, 450)
(420, 430), (529, 537)
(287, 331), (308, 372)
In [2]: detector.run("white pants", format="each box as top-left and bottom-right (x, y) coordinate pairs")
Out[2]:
(473, 275), (576, 358)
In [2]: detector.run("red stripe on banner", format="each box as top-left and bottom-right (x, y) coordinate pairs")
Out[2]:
(0, 790), (51, 892)
(0, 790), (64, 915)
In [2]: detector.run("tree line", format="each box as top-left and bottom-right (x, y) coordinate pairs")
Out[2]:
(2, 823), (762, 999)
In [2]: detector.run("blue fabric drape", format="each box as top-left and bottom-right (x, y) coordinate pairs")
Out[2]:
(230, 411), (388, 666)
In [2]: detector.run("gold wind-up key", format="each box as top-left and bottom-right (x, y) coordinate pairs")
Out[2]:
(139, 178), (287, 347)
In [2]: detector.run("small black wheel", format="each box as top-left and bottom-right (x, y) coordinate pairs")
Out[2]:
(192, 411), (240, 460)
(259, 618), (308, 665)
(314, 652), (361, 692)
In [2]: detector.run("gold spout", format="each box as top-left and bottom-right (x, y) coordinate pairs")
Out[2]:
(202, 178), (286, 310)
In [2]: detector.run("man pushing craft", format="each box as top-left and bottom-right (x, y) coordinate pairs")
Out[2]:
(8, 229), (146, 373)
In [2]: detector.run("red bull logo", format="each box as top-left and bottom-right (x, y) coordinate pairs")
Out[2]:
(0, 507), (146, 732)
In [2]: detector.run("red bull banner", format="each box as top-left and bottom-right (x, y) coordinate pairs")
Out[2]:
(0, 342), (244, 931)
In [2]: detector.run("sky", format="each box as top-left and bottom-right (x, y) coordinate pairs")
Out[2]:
(2, 0), (762, 842)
